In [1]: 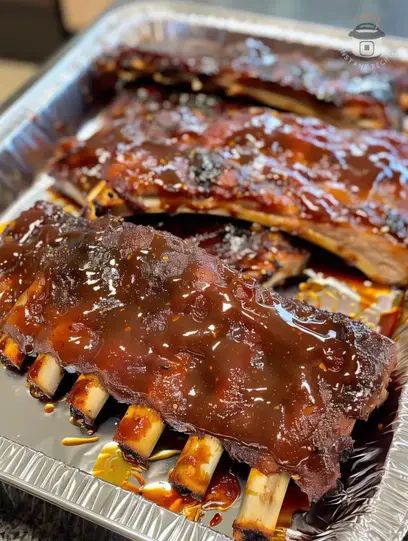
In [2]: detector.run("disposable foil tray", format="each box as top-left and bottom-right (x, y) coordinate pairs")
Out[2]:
(0, 2), (407, 540)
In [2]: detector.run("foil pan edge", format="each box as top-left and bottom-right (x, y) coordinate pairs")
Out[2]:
(0, 434), (230, 541)
(0, 2), (407, 540)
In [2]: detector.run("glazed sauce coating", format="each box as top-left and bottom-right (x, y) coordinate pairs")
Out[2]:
(0, 202), (86, 323)
(91, 38), (408, 127)
(131, 213), (308, 286)
(3, 216), (395, 500)
(50, 88), (223, 206)
(51, 88), (408, 240)
(49, 87), (408, 289)
(103, 108), (408, 241)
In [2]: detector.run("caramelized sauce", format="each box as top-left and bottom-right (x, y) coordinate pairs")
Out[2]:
(62, 436), (100, 446)
(0, 202), (87, 327)
(130, 213), (308, 286)
(93, 40), (408, 128)
(50, 87), (407, 248)
(4, 217), (395, 499)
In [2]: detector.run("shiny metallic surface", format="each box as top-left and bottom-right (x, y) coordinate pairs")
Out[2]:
(0, 2), (407, 540)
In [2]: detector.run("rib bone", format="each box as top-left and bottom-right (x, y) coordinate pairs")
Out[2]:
(169, 435), (223, 498)
(0, 334), (25, 369)
(67, 374), (109, 429)
(233, 470), (290, 540)
(27, 353), (64, 400)
(114, 405), (165, 466)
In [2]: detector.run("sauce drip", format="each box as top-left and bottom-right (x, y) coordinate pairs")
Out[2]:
(62, 436), (100, 446)
(202, 469), (241, 511)
(44, 403), (55, 414)
(93, 442), (144, 492)
(209, 513), (222, 527)
(93, 443), (240, 522)
(4, 216), (395, 499)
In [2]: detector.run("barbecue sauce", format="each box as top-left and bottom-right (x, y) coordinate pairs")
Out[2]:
(44, 403), (55, 414)
(4, 218), (395, 499)
(62, 436), (100, 446)
(130, 213), (308, 287)
(0, 202), (86, 325)
(210, 513), (222, 527)
(50, 87), (407, 245)
(93, 442), (240, 520)
(92, 39), (405, 129)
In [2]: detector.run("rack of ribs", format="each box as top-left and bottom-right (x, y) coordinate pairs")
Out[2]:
(90, 38), (408, 128)
(130, 213), (309, 288)
(0, 202), (87, 369)
(49, 88), (408, 286)
(0, 205), (395, 504)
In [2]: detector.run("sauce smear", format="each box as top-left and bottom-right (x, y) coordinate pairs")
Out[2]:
(62, 436), (100, 446)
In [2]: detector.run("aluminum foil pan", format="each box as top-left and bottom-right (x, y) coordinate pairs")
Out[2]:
(0, 2), (407, 540)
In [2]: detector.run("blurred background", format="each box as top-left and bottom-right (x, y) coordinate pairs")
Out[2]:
(0, 0), (407, 105)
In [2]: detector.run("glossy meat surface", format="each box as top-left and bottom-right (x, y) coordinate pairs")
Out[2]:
(3, 211), (395, 499)
(91, 39), (408, 128)
(51, 88), (223, 212)
(50, 90), (408, 285)
(0, 202), (85, 323)
(131, 214), (309, 286)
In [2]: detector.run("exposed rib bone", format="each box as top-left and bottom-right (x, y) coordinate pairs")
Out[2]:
(114, 405), (165, 466)
(67, 373), (109, 429)
(27, 353), (64, 400)
(169, 435), (223, 499)
(0, 334), (25, 369)
(233, 470), (290, 540)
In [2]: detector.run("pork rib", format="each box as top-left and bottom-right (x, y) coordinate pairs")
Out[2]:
(91, 39), (408, 128)
(2, 209), (396, 500)
(131, 214), (309, 287)
(0, 202), (87, 368)
(50, 91), (408, 285)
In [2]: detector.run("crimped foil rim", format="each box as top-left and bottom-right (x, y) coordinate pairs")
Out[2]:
(0, 435), (230, 541)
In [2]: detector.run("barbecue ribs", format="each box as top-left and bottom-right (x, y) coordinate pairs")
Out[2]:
(91, 39), (408, 128)
(1, 205), (396, 500)
(50, 89), (408, 285)
(131, 214), (309, 287)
